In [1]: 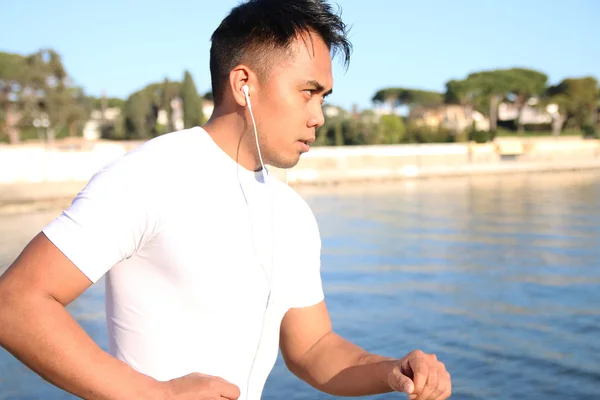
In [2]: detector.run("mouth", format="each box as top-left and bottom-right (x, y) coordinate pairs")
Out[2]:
(298, 137), (316, 146)
(297, 138), (314, 153)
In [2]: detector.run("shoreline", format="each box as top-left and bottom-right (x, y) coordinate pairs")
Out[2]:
(2, 136), (599, 214)
(272, 158), (600, 185)
(2, 159), (599, 215)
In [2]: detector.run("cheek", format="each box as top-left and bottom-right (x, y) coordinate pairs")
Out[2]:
(262, 93), (305, 129)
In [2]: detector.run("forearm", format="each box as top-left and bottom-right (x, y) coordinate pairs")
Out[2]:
(0, 293), (162, 400)
(292, 331), (397, 397)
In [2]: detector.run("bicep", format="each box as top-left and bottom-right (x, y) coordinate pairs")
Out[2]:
(0, 232), (92, 306)
(279, 300), (333, 368)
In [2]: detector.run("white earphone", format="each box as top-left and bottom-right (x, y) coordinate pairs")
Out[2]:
(240, 83), (275, 398)
(242, 84), (268, 183)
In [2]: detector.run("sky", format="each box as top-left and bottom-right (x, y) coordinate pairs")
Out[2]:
(1, 0), (599, 111)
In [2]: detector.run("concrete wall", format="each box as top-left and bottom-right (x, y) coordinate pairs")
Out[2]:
(1, 137), (599, 188)
(0, 142), (128, 184)
(271, 137), (600, 184)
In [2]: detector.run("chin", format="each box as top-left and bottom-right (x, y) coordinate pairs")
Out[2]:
(270, 154), (301, 170)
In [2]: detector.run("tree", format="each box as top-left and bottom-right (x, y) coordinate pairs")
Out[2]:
(122, 80), (184, 139)
(372, 88), (443, 115)
(503, 68), (548, 133)
(546, 76), (598, 132)
(354, 110), (380, 144)
(181, 70), (203, 129)
(124, 91), (153, 139)
(444, 79), (477, 134)
(0, 49), (89, 143)
(445, 68), (548, 134)
(378, 114), (405, 144)
(0, 52), (26, 143)
(372, 88), (401, 113)
(161, 78), (174, 132)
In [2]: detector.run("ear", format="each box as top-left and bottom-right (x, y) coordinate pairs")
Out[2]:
(229, 65), (255, 107)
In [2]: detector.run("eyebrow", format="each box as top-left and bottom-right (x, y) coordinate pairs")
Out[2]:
(305, 80), (333, 97)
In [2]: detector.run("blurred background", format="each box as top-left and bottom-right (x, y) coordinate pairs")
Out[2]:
(1, 0), (599, 399)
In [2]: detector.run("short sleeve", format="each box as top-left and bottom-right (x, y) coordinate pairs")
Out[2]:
(42, 150), (162, 283)
(286, 198), (324, 309)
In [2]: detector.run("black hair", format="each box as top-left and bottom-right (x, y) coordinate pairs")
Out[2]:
(209, 0), (352, 105)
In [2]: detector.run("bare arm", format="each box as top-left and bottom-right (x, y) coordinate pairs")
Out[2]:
(280, 301), (452, 399)
(279, 300), (397, 396)
(0, 233), (162, 400)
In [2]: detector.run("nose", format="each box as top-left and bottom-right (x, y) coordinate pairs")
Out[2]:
(307, 104), (326, 129)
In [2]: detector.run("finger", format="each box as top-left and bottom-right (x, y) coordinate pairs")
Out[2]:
(389, 366), (414, 394)
(417, 366), (438, 400)
(434, 371), (452, 400)
(430, 369), (449, 400)
(215, 380), (241, 399)
(409, 360), (429, 395)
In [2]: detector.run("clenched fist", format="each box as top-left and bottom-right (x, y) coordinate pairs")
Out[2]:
(387, 350), (451, 400)
(159, 372), (241, 399)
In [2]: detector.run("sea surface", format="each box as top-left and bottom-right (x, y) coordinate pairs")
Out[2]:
(1, 171), (599, 399)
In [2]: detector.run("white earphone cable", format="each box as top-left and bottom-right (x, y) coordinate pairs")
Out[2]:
(242, 86), (277, 399)
(244, 89), (267, 183)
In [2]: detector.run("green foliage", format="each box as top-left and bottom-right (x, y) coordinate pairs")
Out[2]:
(378, 114), (405, 144)
(100, 113), (126, 140)
(372, 88), (443, 111)
(181, 70), (204, 129)
(352, 110), (379, 145)
(444, 80), (465, 105)
(546, 76), (598, 129)
(88, 96), (125, 110)
(124, 91), (154, 139)
(2, 47), (599, 147)
(0, 52), (26, 81)
(119, 79), (186, 139)
(333, 121), (344, 146)
(469, 130), (491, 143)
(404, 122), (452, 144)
(0, 49), (90, 143)
(315, 113), (354, 146)
(443, 68), (549, 132)
(581, 124), (597, 139)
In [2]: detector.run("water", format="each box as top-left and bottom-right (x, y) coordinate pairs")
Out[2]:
(1, 171), (599, 399)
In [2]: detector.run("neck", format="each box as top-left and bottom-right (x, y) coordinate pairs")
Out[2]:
(203, 108), (263, 172)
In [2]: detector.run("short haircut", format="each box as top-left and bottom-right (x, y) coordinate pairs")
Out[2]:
(209, 0), (352, 105)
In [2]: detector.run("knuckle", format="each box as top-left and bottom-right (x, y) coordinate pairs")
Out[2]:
(414, 349), (424, 357)
(445, 386), (452, 398)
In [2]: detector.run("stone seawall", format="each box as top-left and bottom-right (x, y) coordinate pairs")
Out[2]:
(269, 137), (600, 184)
(1, 136), (599, 209)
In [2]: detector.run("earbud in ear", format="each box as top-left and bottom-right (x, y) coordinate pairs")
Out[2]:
(242, 85), (251, 108)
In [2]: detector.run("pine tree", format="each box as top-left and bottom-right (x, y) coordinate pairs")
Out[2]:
(181, 70), (203, 129)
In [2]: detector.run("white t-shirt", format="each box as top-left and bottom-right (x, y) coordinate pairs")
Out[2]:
(42, 127), (324, 400)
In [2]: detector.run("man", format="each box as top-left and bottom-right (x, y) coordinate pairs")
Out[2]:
(0, 1), (452, 399)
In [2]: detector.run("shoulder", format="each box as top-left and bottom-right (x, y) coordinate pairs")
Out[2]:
(271, 178), (320, 240)
(95, 127), (207, 183)
(124, 126), (206, 162)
